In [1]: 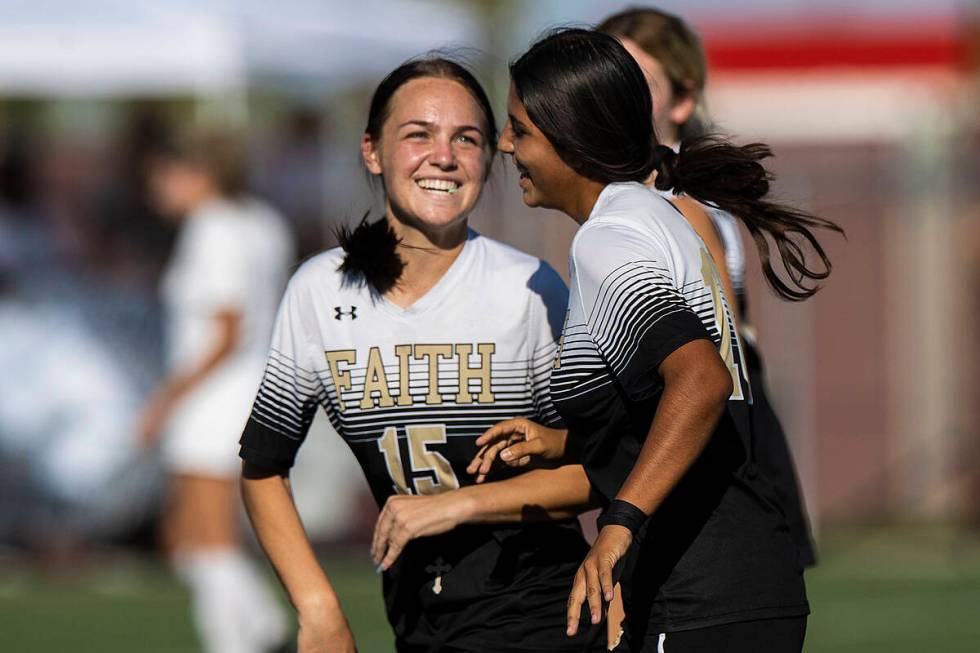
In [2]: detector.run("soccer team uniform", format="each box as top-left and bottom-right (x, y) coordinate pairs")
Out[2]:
(239, 231), (604, 652)
(659, 188), (817, 568)
(708, 207), (817, 568)
(552, 183), (809, 650)
(162, 197), (293, 476)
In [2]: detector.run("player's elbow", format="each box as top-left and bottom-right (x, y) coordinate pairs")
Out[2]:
(704, 356), (733, 405)
(661, 340), (733, 411)
(680, 357), (732, 417)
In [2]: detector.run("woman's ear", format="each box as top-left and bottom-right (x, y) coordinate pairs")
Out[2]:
(669, 84), (699, 127)
(361, 133), (383, 175)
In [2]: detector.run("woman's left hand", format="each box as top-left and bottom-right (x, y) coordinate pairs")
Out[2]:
(566, 525), (633, 637)
(371, 493), (474, 571)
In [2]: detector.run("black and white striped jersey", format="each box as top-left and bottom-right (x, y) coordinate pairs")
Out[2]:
(552, 182), (750, 499)
(238, 231), (610, 650)
(239, 230), (567, 507)
(552, 182), (807, 632)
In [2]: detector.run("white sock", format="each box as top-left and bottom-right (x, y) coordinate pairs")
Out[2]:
(173, 548), (289, 653)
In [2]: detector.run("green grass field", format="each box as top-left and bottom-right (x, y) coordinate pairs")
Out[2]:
(2, 527), (979, 652)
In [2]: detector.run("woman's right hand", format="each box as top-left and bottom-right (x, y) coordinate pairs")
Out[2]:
(465, 418), (568, 483)
(297, 606), (357, 653)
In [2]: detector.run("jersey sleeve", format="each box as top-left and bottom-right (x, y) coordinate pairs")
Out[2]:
(239, 273), (325, 472)
(572, 224), (712, 401)
(526, 261), (569, 428)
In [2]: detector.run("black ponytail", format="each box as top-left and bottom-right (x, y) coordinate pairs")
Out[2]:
(512, 28), (844, 302)
(653, 135), (844, 300)
(336, 215), (403, 295)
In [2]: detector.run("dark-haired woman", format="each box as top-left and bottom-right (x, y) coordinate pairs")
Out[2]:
(238, 58), (605, 652)
(598, 4), (817, 571)
(474, 29), (842, 652)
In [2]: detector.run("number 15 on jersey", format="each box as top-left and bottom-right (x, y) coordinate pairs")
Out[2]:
(377, 424), (460, 495)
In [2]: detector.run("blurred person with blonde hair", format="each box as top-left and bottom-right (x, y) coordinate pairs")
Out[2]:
(597, 6), (817, 566)
(140, 130), (293, 653)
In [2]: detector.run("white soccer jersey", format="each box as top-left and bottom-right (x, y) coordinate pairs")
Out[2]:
(163, 197), (294, 372)
(240, 230), (567, 504)
(161, 197), (294, 475)
(707, 208), (746, 296)
(552, 182), (750, 500)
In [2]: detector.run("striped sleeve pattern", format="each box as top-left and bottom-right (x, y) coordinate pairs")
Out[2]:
(239, 280), (326, 472)
(530, 339), (562, 427)
(574, 227), (711, 401)
(527, 262), (568, 428)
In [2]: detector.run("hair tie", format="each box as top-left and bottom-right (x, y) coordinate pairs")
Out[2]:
(596, 499), (648, 536)
(653, 144), (680, 193)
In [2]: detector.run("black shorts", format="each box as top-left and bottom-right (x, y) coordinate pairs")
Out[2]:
(386, 522), (606, 652)
(621, 616), (806, 653)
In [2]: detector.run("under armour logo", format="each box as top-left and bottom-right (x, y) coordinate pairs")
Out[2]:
(425, 557), (452, 595)
(334, 306), (357, 320)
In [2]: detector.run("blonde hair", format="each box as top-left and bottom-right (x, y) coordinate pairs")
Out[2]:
(597, 7), (711, 141)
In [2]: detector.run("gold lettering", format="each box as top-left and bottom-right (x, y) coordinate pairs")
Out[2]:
(324, 349), (357, 411)
(413, 344), (453, 405)
(360, 346), (395, 409)
(700, 250), (744, 400)
(394, 345), (414, 407)
(454, 343), (496, 404)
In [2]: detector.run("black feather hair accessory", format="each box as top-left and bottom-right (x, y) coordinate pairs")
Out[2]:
(336, 214), (404, 295)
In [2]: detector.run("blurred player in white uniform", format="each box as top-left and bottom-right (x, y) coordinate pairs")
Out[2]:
(140, 131), (292, 653)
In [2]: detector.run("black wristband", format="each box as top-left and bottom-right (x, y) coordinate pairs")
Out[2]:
(596, 499), (647, 536)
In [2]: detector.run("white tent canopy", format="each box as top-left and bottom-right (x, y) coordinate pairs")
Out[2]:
(0, 0), (482, 97)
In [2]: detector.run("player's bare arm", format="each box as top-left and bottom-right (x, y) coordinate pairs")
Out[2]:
(372, 464), (597, 570)
(241, 462), (357, 653)
(566, 339), (731, 636)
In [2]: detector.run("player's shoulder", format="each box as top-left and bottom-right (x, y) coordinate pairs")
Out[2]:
(242, 197), (289, 229)
(189, 198), (284, 241)
(575, 183), (688, 258)
(193, 198), (249, 228)
(593, 180), (667, 218)
(470, 231), (567, 302)
(471, 231), (561, 281)
(284, 248), (347, 298)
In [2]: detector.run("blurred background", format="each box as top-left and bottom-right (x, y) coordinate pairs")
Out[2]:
(1, 0), (979, 651)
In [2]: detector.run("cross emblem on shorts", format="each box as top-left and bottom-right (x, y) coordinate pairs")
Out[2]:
(425, 557), (452, 595)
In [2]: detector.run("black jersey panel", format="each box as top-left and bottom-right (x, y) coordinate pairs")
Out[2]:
(386, 522), (605, 652)
(239, 418), (306, 474)
(616, 420), (808, 634)
(745, 340), (817, 567)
